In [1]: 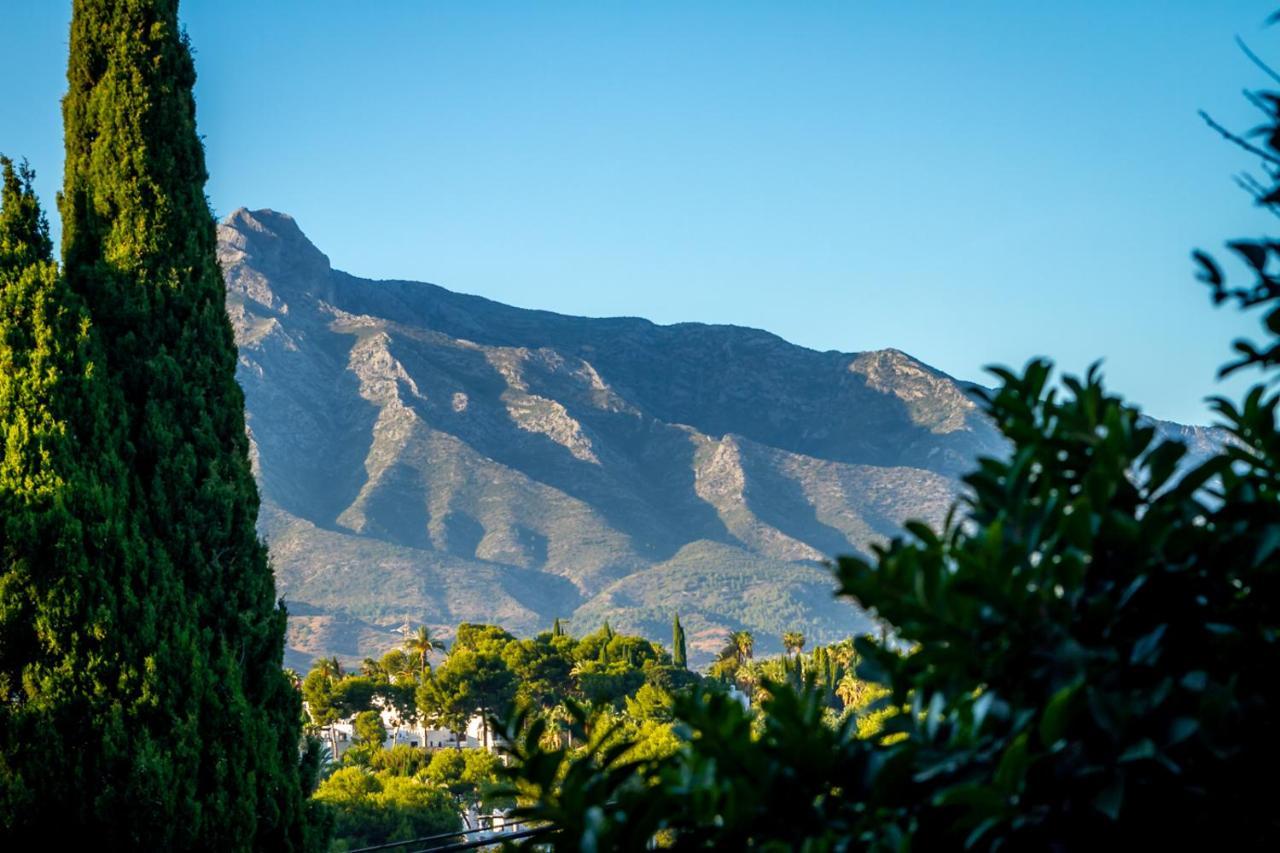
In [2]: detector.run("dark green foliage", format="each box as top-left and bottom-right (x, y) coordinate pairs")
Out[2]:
(623, 683), (675, 723)
(300, 620), (700, 838)
(301, 659), (414, 763)
(573, 624), (663, 669)
(352, 711), (386, 750)
(0, 159), (52, 266)
(424, 749), (508, 811)
(671, 612), (687, 669)
(342, 711), (387, 766)
(767, 640), (851, 711)
(501, 685), (865, 850)
(577, 668), (645, 707)
(298, 735), (329, 798)
(379, 649), (414, 681)
(503, 635), (574, 710)
(369, 744), (430, 778)
(302, 669), (340, 730)
(642, 663), (700, 694)
(833, 363), (1280, 847)
(313, 767), (459, 852)
(309, 621), (689, 756)
(2, 1), (313, 847)
(332, 676), (381, 718)
(0, 157), (143, 839)
(452, 622), (515, 652)
(416, 646), (516, 748)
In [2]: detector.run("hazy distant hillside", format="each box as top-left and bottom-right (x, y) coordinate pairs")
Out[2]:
(219, 209), (1209, 667)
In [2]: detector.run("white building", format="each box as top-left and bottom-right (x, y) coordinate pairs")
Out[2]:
(464, 714), (508, 753)
(317, 705), (490, 760)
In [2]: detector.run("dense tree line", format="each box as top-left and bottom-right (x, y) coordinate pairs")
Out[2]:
(298, 618), (887, 848)
(0, 1), (314, 848)
(297, 620), (673, 847)
(299, 620), (693, 754)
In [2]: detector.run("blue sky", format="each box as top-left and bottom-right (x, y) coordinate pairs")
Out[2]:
(3, 1), (1279, 424)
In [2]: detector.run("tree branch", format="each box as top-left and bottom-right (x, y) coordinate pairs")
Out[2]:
(1237, 36), (1280, 87)
(1200, 110), (1280, 165)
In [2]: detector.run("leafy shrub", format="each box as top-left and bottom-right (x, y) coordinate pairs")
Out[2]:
(313, 767), (459, 851)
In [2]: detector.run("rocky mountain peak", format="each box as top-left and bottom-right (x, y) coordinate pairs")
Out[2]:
(219, 209), (1219, 668)
(218, 208), (331, 311)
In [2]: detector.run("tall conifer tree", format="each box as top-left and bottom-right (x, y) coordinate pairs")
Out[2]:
(0, 157), (144, 840)
(672, 613), (687, 669)
(29, 0), (314, 847)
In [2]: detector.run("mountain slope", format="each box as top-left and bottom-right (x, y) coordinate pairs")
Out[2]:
(218, 208), (1187, 666)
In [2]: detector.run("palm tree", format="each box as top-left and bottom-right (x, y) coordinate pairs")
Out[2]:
(732, 630), (754, 666)
(717, 630), (755, 670)
(404, 625), (447, 677)
(782, 631), (805, 657)
(716, 639), (739, 667)
(316, 655), (342, 681)
(835, 671), (871, 710)
(736, 663), (760, 700)
(829, 639), (855, 668)
(360, 657), (384, 678)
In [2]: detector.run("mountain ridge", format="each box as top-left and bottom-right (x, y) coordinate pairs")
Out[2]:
(218, 208), (1211, 667)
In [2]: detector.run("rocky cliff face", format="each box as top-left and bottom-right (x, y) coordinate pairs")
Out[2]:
(218, 208), (1201, 666)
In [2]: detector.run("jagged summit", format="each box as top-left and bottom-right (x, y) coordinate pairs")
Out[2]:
(223, 207), (321, 249)
(220, 208), (954, 383)
(220, 208), (328, 307)
(215, 210), (1205, 667)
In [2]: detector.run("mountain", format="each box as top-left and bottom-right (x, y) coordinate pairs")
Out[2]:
(217, 208), (1206, 668)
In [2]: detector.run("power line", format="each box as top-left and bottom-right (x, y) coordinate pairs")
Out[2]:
(347, 820), (552, 853)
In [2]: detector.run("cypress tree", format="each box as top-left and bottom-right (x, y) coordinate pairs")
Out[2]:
(672, 613), (687, 669)
(551, 618), (564, 637)
(40, 0), (313, 847)
(787, 651), (803, 692)
(0, 157), (142, 839)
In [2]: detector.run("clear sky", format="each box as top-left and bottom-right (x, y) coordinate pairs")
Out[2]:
(3, 1), (1279, 424)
